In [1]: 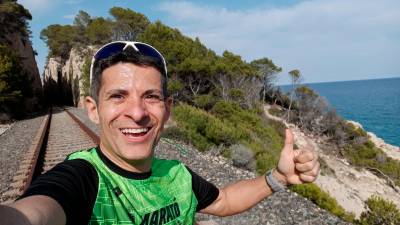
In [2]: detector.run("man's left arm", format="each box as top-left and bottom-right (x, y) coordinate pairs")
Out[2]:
(200, 129), (320, 217)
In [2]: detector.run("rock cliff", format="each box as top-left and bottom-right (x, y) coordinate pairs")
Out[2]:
(43, 47), (94, 107)
(1, 33), (42, 111)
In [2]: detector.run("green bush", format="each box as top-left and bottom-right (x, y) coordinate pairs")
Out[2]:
(344, 143), (400, 186)
(228, 88), (244, 101)
(193, 94), (215, 109)
(210, 101), (284, 173)
(81, 56), (91, 96)
(161, 126), (189, 142)
(358, 195), (400, 225)
(168, 79), (184, 97)
(173, 103), (240, 151)
(290, 183), (355, 222)
(172, 102), (284, 174)
(0, 44), (32, 118)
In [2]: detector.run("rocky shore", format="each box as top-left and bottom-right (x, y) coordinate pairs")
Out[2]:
(272, 116), (400, 219)
(347, 120), (400, 159)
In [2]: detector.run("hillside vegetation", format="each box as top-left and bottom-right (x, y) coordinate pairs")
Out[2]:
(0, 0), (35, 119)
(41, 7), (400, 224)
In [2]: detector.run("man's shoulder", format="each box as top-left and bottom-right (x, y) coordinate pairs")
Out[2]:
(152, 158), (191, 177)
(67, 147), (97, 162)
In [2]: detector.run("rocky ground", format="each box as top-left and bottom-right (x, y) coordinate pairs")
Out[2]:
(0, 115), (46, 202)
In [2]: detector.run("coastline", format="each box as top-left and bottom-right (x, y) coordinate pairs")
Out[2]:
(264, 106), (400, 218)
(347, 120), (400, 160)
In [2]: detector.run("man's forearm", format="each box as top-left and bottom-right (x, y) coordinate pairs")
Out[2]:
(0, 204), (32, 225)
(0, 196), (65, 225)
(202, 175), (276, 216)
(220, 175), (273, 215)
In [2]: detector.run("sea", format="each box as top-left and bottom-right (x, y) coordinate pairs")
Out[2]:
(282, 77), (400, 147)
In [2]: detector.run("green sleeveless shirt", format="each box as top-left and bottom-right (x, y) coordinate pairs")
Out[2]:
(67, 147), (198, 225)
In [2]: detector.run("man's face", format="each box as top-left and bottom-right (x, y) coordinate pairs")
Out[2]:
(86, 62), (171, 172)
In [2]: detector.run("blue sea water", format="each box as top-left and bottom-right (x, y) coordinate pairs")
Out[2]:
(282, 77), (400, 147)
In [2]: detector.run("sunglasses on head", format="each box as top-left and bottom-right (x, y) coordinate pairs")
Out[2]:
(89, 41), (167, 82)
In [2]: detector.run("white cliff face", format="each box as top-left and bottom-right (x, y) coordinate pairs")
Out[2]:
(63, 48), (86, 107)
(44, 57), (62, 82)
(44, 47), (94, 107)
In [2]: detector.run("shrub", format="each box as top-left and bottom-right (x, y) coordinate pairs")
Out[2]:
(0, 44), (32, 118)
(358, 195), (400, 225)
(255, 151), (279, 174)
(173, 103), (240, 151)
(161, 126), (188, 142)
(230, 144), (255, 171)
(193, 94), (215, 110)
(167, 79), (184, 97)
(344, 143), (400, 186)
(210, 101), (284, 173)
(228, 88), (244, 101)
(290, 183), (355, 222)
(81, 56), (91, 96)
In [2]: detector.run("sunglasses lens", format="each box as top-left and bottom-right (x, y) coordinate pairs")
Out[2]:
(94, 42), (126, 60)
(92, 42), (167, 77)
(135, 43), (164, 62)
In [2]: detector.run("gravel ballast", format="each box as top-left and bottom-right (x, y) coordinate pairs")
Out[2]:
(0, 115), (46, 202)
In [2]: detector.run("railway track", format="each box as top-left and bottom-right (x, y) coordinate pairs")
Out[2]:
(1, 108), (99, 203)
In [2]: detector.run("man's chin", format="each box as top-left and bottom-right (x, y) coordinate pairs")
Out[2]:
(120, 145), (154, 160)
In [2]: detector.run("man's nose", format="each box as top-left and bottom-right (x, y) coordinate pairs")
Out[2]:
(124, 97), (149, 122)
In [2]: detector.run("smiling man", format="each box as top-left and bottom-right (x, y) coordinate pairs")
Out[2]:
(0, 41), (320, 225)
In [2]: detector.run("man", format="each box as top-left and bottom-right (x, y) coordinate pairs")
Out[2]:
(0, 41), (320, 225)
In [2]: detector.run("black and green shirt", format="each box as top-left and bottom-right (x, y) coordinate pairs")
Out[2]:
(20, 147), (219, 225)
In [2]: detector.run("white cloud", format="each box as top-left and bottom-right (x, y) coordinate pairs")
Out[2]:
(63, 14), (75, 19)
(158, 0), (400, 83)
(18, 0), (59, 14)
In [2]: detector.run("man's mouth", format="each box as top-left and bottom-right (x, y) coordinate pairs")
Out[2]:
(120, 127), (151, 137)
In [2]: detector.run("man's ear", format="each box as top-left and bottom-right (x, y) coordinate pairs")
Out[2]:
(164, 97), (173, 121)
(85, 96), (99, 124)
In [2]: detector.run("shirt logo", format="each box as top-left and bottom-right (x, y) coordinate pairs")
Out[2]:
(140, 201), (181, 225)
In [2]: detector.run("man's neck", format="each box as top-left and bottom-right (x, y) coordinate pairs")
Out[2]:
(99, 143), (152, 173)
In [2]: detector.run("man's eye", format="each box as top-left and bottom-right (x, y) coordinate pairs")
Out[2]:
(146, 94), (162, 101)
(110, 94), (124, 100)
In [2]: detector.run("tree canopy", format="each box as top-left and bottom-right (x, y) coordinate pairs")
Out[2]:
(0, 44), (32, 118)
(0, 0), (32, 38)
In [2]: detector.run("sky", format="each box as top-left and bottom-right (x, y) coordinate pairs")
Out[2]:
(18, 0), (400, 85)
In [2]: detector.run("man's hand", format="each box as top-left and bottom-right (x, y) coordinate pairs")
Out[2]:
(274, 129), (320, 186)
(200, 128), (320, 217)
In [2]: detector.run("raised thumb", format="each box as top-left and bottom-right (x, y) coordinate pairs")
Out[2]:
(282, 129), (294, 153)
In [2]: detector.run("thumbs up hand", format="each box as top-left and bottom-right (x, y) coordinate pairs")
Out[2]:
(274, 129), (320, 186)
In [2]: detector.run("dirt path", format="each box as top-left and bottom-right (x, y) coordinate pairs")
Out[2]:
(263, 104), (400, 218)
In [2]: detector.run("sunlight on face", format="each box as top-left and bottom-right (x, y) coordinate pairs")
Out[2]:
(95, 62), (171, 172)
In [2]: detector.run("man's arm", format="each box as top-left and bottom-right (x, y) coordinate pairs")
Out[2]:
(0, 195), (66, 225)
(201, 129), (320, 216)
(0, 159), (98, 225)
(200, 175), (272, 216)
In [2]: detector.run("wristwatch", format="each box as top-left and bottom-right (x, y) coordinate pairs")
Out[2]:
(265, 169), (286, 192)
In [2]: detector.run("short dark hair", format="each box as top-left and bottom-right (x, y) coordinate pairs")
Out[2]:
(90, 47), (168, 102)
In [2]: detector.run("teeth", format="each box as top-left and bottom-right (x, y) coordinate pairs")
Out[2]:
(121, 128), (149, 134)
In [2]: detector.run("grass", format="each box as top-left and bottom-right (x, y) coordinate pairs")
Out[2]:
(290, 183), (355, 222)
